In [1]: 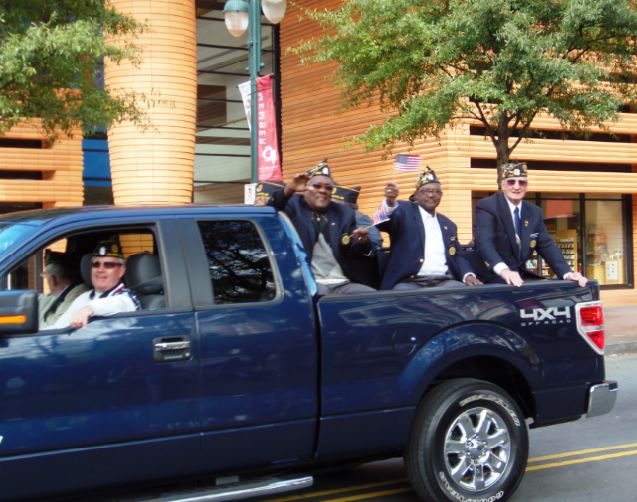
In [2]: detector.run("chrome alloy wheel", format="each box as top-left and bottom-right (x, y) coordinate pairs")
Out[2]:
(443, 406), (512, 492)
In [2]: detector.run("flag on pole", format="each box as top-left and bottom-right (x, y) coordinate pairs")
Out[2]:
(372, 199), (392, 225)
(394, 154), (421, 172)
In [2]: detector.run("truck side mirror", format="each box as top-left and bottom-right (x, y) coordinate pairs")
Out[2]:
(0, 290), (39, 335)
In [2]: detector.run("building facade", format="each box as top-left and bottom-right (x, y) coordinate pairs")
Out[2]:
(1, 0), (636, 305)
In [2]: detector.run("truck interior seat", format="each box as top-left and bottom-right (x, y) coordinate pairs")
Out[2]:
(125, 253), (165, 310)
(80, 254), (93, 288)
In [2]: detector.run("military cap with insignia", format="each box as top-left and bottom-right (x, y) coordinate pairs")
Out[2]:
(502, 162), (528, 179)
(415, 166), (440, 189)
(306, 159), (332, 178)
(45, 250), (76, 269)
(92, 241), (124, 259)
(256, 180), (284, 198)
(332, 185), (360, 205)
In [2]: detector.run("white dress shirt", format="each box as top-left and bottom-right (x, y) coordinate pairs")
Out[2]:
(417, 207), (448, 276)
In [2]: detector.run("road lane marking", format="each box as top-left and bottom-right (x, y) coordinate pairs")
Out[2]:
(528, 441), (637, 462)
(265, 479), (408, 501)
(326, 486), (413, 501)
(526, 448), (637, 471)
(267, 443), (637, 500)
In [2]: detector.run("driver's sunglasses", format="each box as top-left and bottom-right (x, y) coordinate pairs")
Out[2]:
(91, 260), (122, 269)
(506, 179), (528, 187)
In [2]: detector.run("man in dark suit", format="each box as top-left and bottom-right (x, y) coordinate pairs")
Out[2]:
(475, 162), (588, 287)
(377, 167), (482, 290)
(269, 160), (376, 295)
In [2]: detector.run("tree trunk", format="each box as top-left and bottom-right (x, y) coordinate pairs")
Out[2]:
(494, 138), (510, 190)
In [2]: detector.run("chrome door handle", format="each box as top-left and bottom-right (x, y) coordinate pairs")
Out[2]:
(154, 341), (191, 351)
(153, 336), (192, 362)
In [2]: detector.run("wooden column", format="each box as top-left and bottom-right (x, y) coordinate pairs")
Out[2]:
(104, 0), (196, 205)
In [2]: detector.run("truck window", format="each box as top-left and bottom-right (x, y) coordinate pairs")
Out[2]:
(4, 228), (165, 331)
(197, 220), (276, 304)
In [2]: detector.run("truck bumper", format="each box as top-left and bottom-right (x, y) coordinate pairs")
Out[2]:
(587, 380), (618, 418)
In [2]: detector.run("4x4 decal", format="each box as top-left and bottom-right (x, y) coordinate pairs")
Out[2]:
(520, 306), (572, 326)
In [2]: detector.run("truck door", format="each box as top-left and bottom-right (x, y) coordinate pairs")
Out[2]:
(0, 221), (201, 500)
(180, 216), (317, 471)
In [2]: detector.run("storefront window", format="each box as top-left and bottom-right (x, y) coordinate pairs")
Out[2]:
(585, 196), (626, 286)
(536, 195), (581, 279)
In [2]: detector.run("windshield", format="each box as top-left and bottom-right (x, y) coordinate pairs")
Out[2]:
(0, 222), (38, 259)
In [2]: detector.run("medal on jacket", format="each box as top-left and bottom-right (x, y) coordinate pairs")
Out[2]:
(530, 239), (537, 249)
(449, 247), (456, 256)
(341, 234), (351, 245)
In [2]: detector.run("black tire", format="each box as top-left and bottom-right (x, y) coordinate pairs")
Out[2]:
(405, 378), (528, 502)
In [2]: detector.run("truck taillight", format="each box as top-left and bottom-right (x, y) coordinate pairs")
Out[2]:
(575, 301), (605, 354)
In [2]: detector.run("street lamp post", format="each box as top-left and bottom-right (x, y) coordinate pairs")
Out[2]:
(223, 0), (286, 184)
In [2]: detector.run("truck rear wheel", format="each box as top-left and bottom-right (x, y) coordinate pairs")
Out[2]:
(405, 378), (528, 502)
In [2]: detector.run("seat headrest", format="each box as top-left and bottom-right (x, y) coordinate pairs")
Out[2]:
(80, 254), (93, 287)
(125, 254), (163, 295)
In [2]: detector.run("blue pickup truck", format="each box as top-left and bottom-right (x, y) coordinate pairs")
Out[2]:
(0, 205), (617, 502)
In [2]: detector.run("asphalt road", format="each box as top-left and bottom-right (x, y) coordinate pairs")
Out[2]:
(259, 353), (636, 502)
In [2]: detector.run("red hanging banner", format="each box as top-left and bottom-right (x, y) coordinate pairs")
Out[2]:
(256, 75), (282, 181)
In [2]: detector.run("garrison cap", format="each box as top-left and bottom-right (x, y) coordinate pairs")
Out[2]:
(256, 180), (284, 198)
(502, 162), (528, 179)
(92, 241), (124, 260)
(44, 250), (75, 270)
(306, 159), (332, 178)
(332, 185), (360, 205)
(415, 166), (440, 189)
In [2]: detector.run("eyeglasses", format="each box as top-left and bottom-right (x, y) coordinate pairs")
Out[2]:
(308, 183), (333, 191)
(506, 179), (528, 187)
(91, 260), (122, 269)
(418, 189), (443, 197)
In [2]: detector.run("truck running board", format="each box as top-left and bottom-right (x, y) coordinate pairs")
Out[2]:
(132, 475), (314, 502)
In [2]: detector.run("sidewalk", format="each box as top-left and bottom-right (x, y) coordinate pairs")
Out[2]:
(604, 306), (637, 356)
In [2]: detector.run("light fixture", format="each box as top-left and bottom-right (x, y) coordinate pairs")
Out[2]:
(223, 0), (250, 37)
(223, 0), (287, 183)
(262, 0), (286, 24)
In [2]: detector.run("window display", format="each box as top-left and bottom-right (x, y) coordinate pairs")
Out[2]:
(585, 198), (625, 285)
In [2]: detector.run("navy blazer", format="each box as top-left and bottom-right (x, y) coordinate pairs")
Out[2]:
(377, 201), (473, 290)
(268, 189), (372, 278)
(474, 192), (570, 280)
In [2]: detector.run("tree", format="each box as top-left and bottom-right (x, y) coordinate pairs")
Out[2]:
(0, 0), (145, 139)
(295, 0), (637, 181)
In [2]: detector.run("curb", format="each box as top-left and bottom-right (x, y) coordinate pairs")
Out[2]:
(606, 341), (637, 356)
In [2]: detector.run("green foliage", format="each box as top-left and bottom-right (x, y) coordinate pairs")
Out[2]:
(0, 0), (145, 138)
(294, 0), (637, 165)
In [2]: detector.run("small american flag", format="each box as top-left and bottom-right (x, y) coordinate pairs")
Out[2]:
(372, 199), (391, 225)
(394, 154), (421, 172)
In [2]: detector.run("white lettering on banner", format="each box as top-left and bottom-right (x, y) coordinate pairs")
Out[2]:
(254, 75), (282, 181)
(263, 146), (278, 163)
